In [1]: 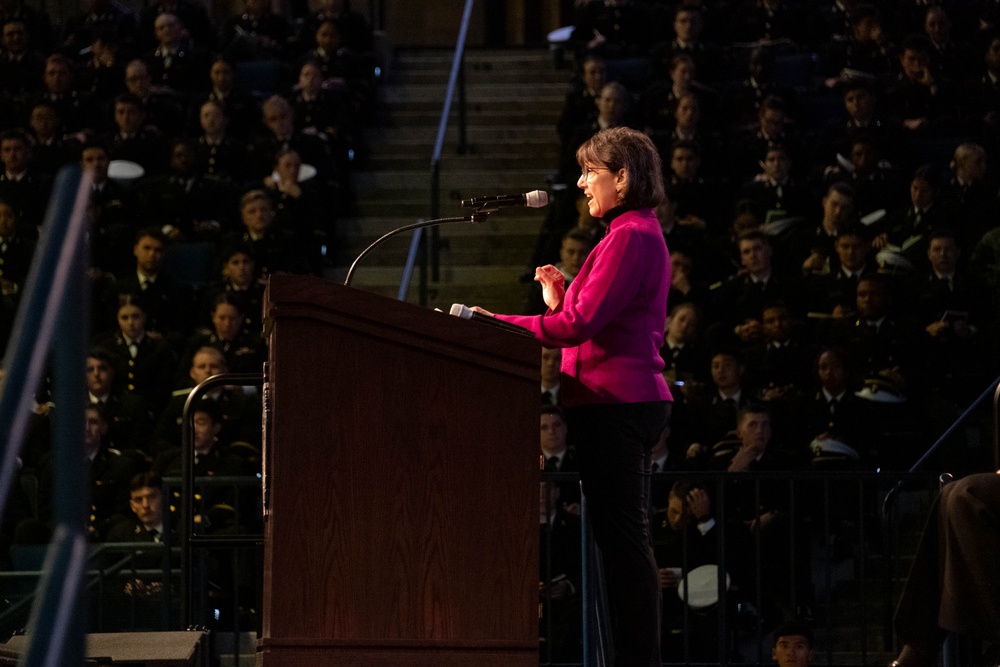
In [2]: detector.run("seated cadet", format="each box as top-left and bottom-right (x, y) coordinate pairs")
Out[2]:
(220, 189), (311, 282)
(0, 129), (51, 233)
(525, 228), (594, 315)
(939, 142), (1000, 252)
(721, 404), (813, 620)
(201, 244), (265, 337)
(176, 293), (267, 382)
(105, 471), (171, 543)
(103, 92), (168, 176)
(193, 99), (251, 185)
(660, 301), (709, 394)
(540, 346), (561, 406)
(708, 229), (802, 348)
(790, 347), (871, 466)
(772, 621), (816, 667)
(86, 346), (156, 455)
(790, 182), (857, 277)
(137, 137), (237, 244)
(652, 479), (722, 663)
(93, 298), (176, 415)
(153, 400), (260, 536)
(115, 226), (197, 348)
(873, 164), (954, 276)
(540, 405), (579, 509)
(0, 200), (36, 351)
(736, 144), (814, 228)
(539, 480), (583, 664)
(743, 301), (817, 412)
(802, 225), (876, 318)
(35, 403), (145, 540)
(679, 348), (750, 468)
(153, 346), (260, 455)
(906, 229), (988, 412)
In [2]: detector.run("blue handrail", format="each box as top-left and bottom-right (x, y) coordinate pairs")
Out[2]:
(0, 165), (93, 667)
(419, 0), (474, 305)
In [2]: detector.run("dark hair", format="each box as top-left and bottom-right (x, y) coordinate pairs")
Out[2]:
(711, 346), (744, 365)
(129, 471), (163, 493)
(220, 243), (254, 263)
(0, 129), (30, 146)
(87, 345), (115, 366)
(79, 138), (109, 156)
(772, 620), (814, 647)
(212, 292), (244, 314)
(541, 404), (565, 420)
(671, 138), (701, 157)
(850, 3), (880, 26)
(113, 92), (145, 109)
(736, 401), (770, 423)
(669, 479), (703, 500)
(928, 227), (959, 245)
(912, 163), (941, 190)
(737, 227), (770, 246)
(576, 127), (665, 210)
(134, 226), (167, 245)
(240, 188), (272, 210)
(761, 299), (791, 316)
(193, 398), (223, 424)
(837, 223), (869, 241)
(85, 402), (107, 421)
(668, 300), (701, 320)
(827, 181), (855, 199)
(901, 33), (933, 56)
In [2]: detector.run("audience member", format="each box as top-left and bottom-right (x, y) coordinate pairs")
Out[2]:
(652, 479), (721, 662)
(86, 346), (156, 454)
(0, 128), (51, 232)
(36, 403), (145, 540)
(154, 346), (260, 453)
(771, 621), (815, 667)
(115, 226), (197, 345)
(539, 479), (583, 664)
(94, 298), (176, 414)
(540, 346), (561, 406)
(177, 293), (266, 380)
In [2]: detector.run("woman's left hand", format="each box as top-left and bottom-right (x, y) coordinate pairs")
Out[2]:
(535, 264), (565, 310)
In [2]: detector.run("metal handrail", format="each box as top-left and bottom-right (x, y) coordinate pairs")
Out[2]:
(420, 0), (474, 306)
(178, 373), (265, 627)
(882, 374), (1000, 519)
(0, 165), (92, 667)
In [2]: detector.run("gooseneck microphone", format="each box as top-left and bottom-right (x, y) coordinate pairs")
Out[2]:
(344, 189), (549, 287)
(461, 190), (549, 209)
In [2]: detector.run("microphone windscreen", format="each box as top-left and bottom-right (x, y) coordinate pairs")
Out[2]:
(450, 303), (474, 319)
(525, 190), (548, 208)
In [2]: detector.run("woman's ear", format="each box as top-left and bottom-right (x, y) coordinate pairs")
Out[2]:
(615, 168), (628, 197)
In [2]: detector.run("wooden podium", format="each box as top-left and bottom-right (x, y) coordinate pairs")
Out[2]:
(257, 276), (540, 666)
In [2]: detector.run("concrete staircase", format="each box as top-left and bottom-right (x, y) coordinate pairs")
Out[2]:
(331, 47), (565, 314)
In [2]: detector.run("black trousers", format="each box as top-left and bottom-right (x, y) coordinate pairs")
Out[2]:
(895, 472), (1000, 643)
(567, 400), (672, 667)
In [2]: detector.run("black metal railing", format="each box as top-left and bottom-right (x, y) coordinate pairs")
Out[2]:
(540, 469), (943, 667)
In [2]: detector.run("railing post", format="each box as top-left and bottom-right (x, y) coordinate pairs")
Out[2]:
(457, 54), (467, 155)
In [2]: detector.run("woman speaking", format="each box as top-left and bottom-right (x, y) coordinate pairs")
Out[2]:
(476, 126), (672, 666)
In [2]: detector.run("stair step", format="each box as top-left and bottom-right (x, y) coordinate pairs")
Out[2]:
(353, 169), (555, 190)
(364, 154), (558, 171)
(377, 80), (567, 100)
(366, 126), (560, 147)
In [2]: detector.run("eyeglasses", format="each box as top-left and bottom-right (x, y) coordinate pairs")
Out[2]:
(581, 165), (609, 181)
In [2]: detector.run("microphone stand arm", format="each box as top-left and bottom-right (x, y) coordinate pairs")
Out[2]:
(344, 212), (490, 287)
